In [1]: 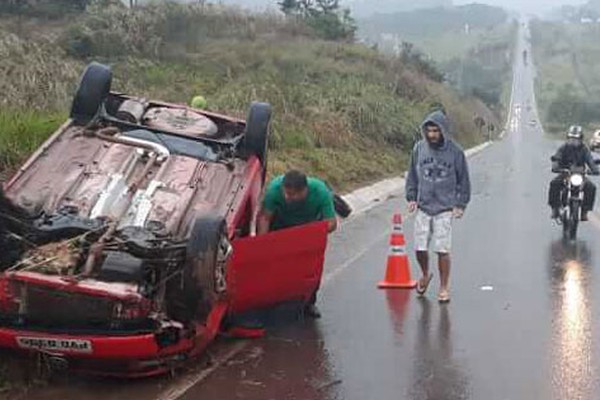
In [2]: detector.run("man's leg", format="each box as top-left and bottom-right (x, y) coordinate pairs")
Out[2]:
(582, 179), (596, 221)
(414, 210), (433, 290)
(432, 212), (453, 302)
(438, 252), (451, 296)
(304, 290), (321, 319)
(549, 176), (563, 218)
(416, 251), (430, 280)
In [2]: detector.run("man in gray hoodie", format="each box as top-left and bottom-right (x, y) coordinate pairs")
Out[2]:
(405, 110), (471, 303)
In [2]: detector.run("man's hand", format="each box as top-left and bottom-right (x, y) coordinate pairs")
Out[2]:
(257, 210), (274, 235)
(408, 201), (418, 214)
(453, 207), (464, 219)
(327, 218), (338, 233)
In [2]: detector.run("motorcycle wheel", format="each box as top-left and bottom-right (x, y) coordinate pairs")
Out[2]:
(569, 202), (580, 240)
(561, 210), (569, 235)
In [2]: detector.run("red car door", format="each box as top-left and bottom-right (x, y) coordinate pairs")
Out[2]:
(226, 221), (328, 314)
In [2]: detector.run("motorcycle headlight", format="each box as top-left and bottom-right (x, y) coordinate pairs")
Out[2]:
(570, 174), (584, 187)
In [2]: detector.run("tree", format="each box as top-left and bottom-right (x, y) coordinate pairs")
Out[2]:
(315, 0), (339, 13)
(278, 0), (299, 15)
(276, 0), (356, 41)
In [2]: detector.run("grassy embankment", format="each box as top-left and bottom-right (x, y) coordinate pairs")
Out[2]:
(0, 2), (499, 190)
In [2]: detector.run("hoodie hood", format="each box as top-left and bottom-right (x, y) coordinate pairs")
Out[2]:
(421, 110), (450, 149)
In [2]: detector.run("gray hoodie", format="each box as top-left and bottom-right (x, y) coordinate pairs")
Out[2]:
(405, 111), (471, 216)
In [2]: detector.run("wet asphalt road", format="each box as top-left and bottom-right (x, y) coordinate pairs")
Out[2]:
(12, 24), (600, 400)
(177, 25), (600, 400)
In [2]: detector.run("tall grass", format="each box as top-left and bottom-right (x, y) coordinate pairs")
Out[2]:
(0, 110), (65, 177)
(0, 30), (82, 110)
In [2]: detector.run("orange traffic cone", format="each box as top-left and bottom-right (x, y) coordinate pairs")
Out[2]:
(378, 214), (417, 289)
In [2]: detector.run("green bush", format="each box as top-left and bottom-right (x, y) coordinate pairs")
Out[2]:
(0, 110), (65, 174)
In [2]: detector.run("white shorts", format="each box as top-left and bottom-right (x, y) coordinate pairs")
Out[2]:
(414, 210), (453, 254)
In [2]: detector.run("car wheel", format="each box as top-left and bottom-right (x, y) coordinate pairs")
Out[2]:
(242, 102), (271, 173)
(70, 62), (113, 125)
(168, 217), (230, 322)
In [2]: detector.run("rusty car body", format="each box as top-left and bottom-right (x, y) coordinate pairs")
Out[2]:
(0, 63), (328, 376)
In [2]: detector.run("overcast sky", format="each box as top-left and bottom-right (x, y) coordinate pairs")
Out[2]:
(454, 0), (587, 13)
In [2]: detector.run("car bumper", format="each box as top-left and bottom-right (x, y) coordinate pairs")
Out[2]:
(0, 327), (196, 377)
(0, 303), (228, 377)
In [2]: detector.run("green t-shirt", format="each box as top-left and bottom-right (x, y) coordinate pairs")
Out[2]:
(263, 176), (336, 230)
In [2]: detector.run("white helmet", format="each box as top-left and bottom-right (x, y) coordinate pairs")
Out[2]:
(567, 125), (583, 140)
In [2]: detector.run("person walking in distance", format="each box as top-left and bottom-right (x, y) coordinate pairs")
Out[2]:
(405, 110), (471, 303)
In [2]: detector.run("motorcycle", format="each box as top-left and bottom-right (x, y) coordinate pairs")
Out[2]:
(553, 166), (588, 240)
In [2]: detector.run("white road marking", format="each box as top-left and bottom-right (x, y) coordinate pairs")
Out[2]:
(155, 341), (248, 400)
(322, 230), (390, 287)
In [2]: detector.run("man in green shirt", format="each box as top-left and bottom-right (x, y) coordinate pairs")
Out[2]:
(257, 170), (338, 318)
(258, 170), (338, 234)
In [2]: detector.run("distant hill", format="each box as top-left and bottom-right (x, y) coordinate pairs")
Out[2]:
(136, 0), (452, 15)
(345, 0), (452, 17)
(359, 3), (508, 41)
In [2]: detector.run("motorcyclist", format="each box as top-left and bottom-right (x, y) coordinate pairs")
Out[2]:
(548, 125), (599, 221)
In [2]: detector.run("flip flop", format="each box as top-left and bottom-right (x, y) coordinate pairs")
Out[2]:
(438, 290), (451, 303)
(416, 274), (433, 296)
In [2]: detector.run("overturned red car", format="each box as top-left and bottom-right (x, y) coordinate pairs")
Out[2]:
(0, 63), (329, 377)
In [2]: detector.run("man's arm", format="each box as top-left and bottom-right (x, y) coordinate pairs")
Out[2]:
(405, 143), (419, 204)
(584, 146), (600, 175)
(326, 217), (338, 233)
(320, 188), (338, 233)
(551, 145), (565, 171)
(455, 150), (471, 211)
(257, 180), (279, 235)
(257, 209), (274, 235)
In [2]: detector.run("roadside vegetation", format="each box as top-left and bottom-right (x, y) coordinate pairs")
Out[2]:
(0, 0), (501, 190)
(531, 19), (600, 134)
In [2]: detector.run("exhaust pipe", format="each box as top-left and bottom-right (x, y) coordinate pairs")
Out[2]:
(95, 127), (170, 160)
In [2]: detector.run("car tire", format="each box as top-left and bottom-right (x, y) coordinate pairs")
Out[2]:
(70, 62), (112, 125)
(242, 102), (271, 171)
(168, 216), (228, 322)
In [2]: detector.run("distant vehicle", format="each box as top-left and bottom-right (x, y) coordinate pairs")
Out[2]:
(529, 119), (537, 127)
(590, 130), (600, 152)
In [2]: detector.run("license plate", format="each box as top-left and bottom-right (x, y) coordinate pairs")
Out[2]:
(16, 336), (93, 354)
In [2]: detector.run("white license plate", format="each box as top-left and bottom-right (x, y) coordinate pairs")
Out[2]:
(16, 336), (93, 354)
